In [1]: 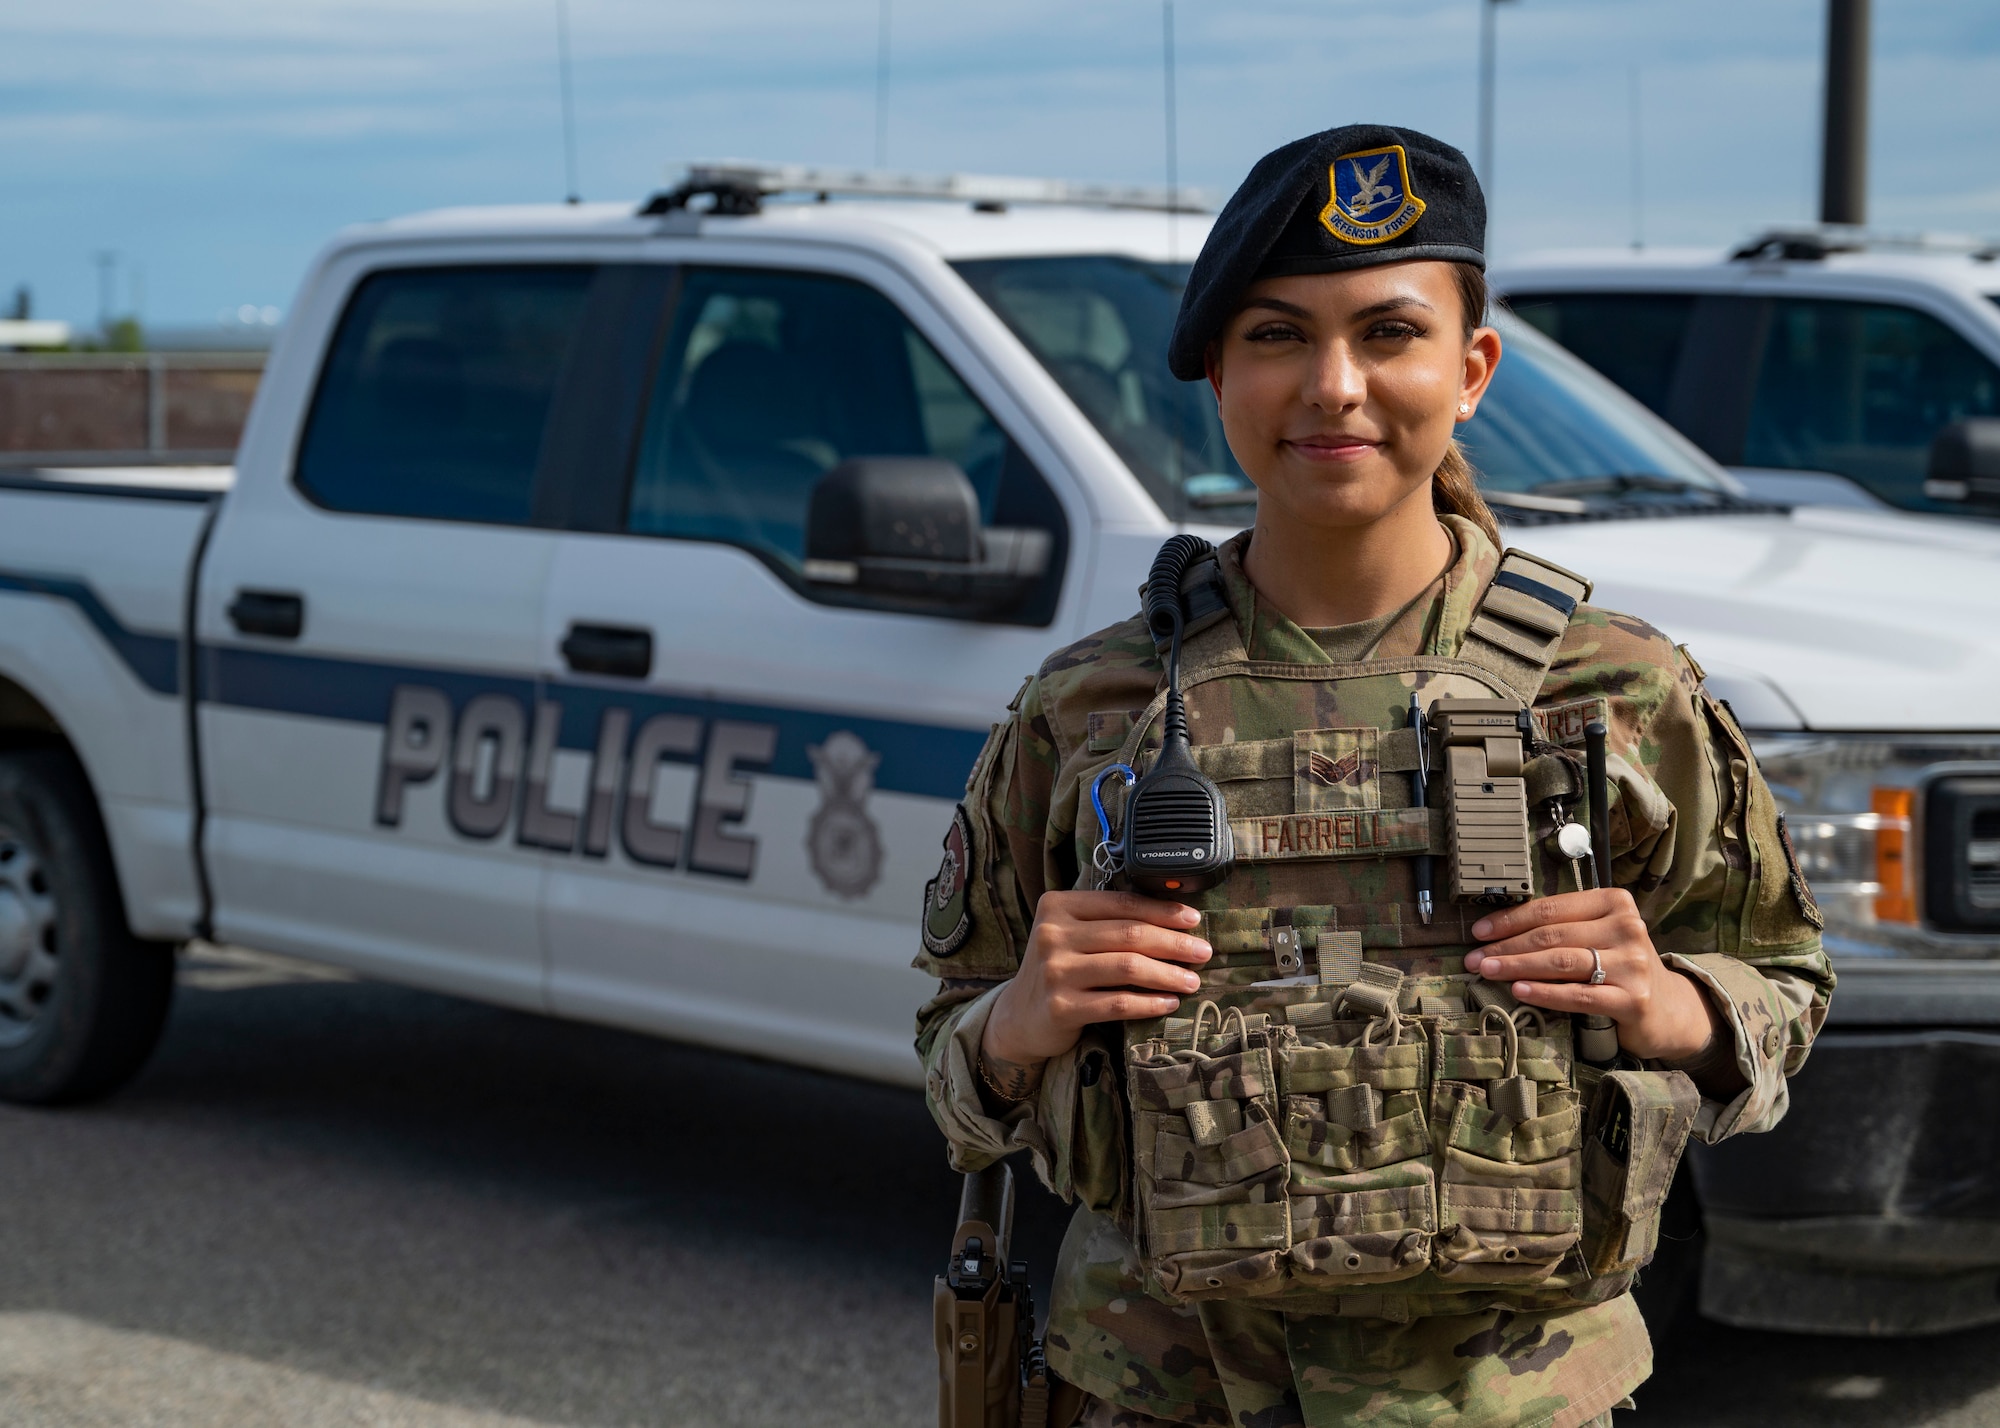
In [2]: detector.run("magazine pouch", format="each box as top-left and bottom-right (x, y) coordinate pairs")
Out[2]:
(1276, 981), (1438, 1289)
(1128, 1004), (1291, 1301)
(1431, 1006), (1585, 1284)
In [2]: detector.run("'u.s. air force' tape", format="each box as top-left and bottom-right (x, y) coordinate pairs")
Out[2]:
(1227, 808), (1438, 862)
(1534, 696), (1610, 748)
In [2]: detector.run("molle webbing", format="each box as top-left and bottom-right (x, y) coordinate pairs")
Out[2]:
(1197, 901), (1491, 952)
(1454, 551), (1593, 704)
(1192, 727), (1425, 782)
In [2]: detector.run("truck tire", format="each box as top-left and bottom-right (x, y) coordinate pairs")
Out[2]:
(0, 748), (175, 1104)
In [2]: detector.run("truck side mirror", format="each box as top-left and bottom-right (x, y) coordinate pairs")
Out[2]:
(803, 457), (1051, 616)
(1925, 419), (2000, 510)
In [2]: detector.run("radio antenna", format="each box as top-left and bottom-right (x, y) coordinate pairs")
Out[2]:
(556, 0), (580, 203)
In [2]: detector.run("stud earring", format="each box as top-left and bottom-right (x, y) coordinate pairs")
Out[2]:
(1458, 402), (1470, 415)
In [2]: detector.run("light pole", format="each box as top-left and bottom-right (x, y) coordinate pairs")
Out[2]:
(1820, 0), (1870, 226)
(1476, 0), (1518, 200)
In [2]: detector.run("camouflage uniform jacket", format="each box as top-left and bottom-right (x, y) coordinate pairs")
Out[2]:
(915, 518), (1832, 1428)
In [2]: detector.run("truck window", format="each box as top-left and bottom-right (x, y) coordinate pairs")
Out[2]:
(296, 266), (595, 525)
(954, 256), (1248, 520)
(1744, 298), (2000, 510)
(624, 266), (1066, 618)
(1502, 293), (1697, 419)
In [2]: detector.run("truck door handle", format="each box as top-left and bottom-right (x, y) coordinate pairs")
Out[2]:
(561, 623), (653, 679)
(227, 589), (305, 639)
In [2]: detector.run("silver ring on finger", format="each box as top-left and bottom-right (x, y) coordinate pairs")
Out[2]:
(1588, 948), (1606, 985)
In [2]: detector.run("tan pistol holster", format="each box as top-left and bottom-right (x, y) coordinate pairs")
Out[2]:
(936, 1160), (1069, 1428)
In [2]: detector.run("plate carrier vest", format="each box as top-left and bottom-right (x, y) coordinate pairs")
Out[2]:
(1097, 547), (1700, 1314)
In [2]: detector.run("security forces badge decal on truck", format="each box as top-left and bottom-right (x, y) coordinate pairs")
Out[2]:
(806, 730), (884, 899)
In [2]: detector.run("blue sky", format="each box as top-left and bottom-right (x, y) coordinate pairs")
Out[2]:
(3, 0), (1997, 329)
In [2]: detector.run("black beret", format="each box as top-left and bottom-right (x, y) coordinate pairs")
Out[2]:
(1168, 124), (1485, 380)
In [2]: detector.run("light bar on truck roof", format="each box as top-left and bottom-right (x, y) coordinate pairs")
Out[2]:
(638, 161), (1211, 218)
(1732, 224), (2000, 262)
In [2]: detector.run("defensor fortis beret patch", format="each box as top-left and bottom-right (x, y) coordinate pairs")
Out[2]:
(1320, 145), (1427, 245)
(1168, 124), (1485, 380)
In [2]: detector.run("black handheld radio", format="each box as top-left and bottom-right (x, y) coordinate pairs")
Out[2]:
(1117, 536), (1235, 901)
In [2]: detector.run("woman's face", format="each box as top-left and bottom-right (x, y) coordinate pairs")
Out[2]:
(1207, 260), (1500, 532)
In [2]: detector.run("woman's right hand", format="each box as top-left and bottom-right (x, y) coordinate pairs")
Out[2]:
(980, 890), (1213, 1070)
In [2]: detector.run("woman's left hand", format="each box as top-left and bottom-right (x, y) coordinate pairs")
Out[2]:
(1466, 888), (1721, 1062)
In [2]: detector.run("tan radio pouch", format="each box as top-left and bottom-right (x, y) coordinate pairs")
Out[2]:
(1580, 1068), (1700, 1276)
(1430, 698), (1535, 905)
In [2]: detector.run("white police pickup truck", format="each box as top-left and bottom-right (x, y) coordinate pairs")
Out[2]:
(3, 165), (1998, 1336)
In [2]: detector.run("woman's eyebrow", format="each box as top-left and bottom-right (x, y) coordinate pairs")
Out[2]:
(1240, 296), (1315, 320)
(1239, 294), (1437, 324)
(1349, 295), (1435, 320)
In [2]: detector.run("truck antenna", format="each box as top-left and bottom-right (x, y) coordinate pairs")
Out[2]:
(875, 0), (892, 169)
(555, 0), (581, 204)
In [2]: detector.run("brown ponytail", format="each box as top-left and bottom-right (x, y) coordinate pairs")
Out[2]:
(1431, 261), (1503, 549)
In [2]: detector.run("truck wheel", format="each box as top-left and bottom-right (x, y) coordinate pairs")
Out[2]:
(0, 749), (175, 1104)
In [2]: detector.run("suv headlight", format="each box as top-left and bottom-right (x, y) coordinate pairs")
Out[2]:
(1751, 734), (2000, 958)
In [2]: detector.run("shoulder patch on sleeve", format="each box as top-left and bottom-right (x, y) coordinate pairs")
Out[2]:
(921, 804), (975, 957)
(1775, 813), (1825, 930)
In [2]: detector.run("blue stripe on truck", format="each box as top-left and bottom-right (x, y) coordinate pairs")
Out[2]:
(0, 570), (181, 695)
(206, 646), (987, 802)
(542, 677), (988, 801)
(0, 570), (990, 803)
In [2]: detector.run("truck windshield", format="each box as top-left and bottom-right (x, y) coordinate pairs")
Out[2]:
(954, 255), (1730, 520)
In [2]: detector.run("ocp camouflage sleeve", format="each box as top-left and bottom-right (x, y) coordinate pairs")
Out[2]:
(913, 674), (1074, 1186)
(1541, 611), (1834, 1146)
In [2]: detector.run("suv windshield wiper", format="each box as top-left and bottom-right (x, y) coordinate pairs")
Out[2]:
(1485, 489), (1587, 515)
(1496, 473), (1790, 527)
(1528, 474), (1703, 499)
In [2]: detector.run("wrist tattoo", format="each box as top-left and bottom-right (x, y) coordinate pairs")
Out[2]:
(977, 1050), (1044, 1105)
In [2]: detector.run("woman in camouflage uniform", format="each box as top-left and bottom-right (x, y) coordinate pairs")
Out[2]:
(916, 124), (1830, 1428)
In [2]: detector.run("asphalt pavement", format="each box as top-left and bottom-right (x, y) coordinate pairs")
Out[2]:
(4, 947), (2000, 1428)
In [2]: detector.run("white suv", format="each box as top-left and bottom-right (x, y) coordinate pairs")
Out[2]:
(1491, 229), (2000, 514)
